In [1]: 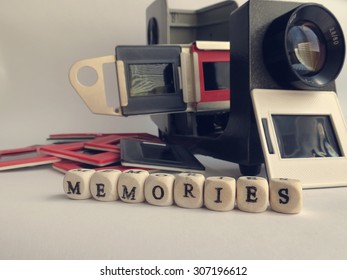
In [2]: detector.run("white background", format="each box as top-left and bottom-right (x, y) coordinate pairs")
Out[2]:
(0, 0), (346, 149)
(1, 0), (347, 261)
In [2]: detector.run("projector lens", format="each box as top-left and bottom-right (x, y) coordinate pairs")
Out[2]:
(287, 22), (326, 77)
(263, 4), (345, 89)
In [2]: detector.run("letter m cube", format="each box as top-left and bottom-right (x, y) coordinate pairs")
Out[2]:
(63, 169), (95, 199)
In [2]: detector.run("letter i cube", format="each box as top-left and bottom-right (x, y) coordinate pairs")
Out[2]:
(63, 169), (95, 199)
(90, 169), (122, 202)
(236, 176), (269, 213)
(269, 178), (303, 214)
(204, 176), (236, 211)
(174, 172), (205, 209)
(118, 169), (149, 203)
(144, 173), (175, 206)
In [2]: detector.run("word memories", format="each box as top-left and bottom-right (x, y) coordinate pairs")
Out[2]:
(63, 169), (303, 214)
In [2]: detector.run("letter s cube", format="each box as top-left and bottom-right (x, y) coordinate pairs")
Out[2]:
(269, 178), (303, 214)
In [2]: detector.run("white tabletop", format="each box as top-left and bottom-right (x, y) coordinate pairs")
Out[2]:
(1, 156), (346, 260)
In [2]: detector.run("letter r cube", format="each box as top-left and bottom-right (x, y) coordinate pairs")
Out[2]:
(174, 172), (205, 209)
(63, 169), (95, 199)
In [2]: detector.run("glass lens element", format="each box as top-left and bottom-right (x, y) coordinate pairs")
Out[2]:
(287, 22), (326, 77)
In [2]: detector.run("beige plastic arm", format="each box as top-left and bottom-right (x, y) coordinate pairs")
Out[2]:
(69, 55), (123, 116)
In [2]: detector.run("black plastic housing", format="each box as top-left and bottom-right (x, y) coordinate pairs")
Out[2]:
(152, 0), (345, 175)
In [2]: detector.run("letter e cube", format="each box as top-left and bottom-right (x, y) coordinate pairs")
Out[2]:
(90, 169), (121, 202)
(236, 176), (269, 213)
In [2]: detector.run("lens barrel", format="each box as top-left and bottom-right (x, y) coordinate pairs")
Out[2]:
(263, 3), (345, 89)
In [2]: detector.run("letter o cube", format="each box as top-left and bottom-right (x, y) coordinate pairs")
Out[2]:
(63, 169), (95, 199)
(118, 169), (149, 203)
(90, 169), (122, 202)
(144, 173), (175, 206)
(204, 176), (236, 211)
(269, 178), (303, 214)
(236, 176), (269, 213)
(174, 172), (205, 209)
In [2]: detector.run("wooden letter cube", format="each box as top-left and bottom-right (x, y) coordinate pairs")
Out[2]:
(236, 176), (269, 213)
(174, 172), (205, 209)
(204, 176), (236, 211)
(269, 178), (303, 214)
(144, 173), (175, 206)
(63, 169), (95, 199)
(118, 169), (149, 203)
(90, 169), (122, 202)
